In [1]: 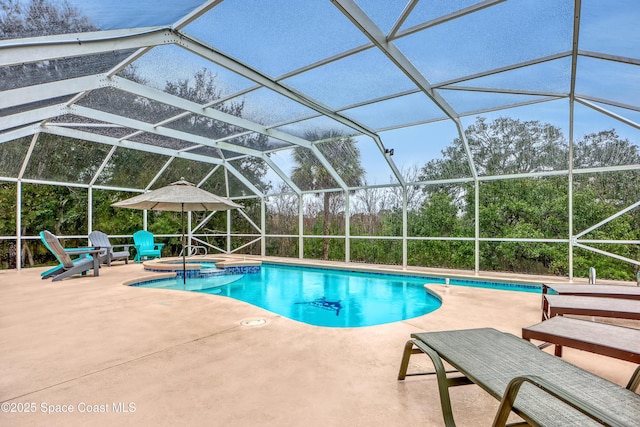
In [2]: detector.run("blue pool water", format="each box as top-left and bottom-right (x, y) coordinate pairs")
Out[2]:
(133, 264), (540, 327)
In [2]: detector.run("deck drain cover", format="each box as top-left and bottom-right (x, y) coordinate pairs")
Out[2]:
(240, 318), (267, 327)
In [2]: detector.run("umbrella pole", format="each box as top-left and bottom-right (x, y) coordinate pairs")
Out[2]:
(182, 205), (186, 285)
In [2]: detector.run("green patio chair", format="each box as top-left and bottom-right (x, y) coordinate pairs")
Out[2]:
(40, 230), (101, 282)
(132, 230), (164, 263)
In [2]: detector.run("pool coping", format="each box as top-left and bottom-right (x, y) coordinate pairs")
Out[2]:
(137, 255), (552, 289)
(259, 259), (544, 291)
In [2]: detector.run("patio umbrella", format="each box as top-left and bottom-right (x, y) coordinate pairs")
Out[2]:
(112, 179), (243, 284)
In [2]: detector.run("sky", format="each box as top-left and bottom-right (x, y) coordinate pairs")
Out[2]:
(40, 0), (640, 186)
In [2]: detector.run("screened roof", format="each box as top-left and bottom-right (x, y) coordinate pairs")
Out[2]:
(1, 0), (639, 198)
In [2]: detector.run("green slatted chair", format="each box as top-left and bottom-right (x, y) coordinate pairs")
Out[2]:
(132, 230), (164, 263)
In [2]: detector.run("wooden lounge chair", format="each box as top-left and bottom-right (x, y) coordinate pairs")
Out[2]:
(398, 328), (640, 426)
(88, 230), (131, 266)
(132, 230), (164, 263)
(40, 230), (101, 282)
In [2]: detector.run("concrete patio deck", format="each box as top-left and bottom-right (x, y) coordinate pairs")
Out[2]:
(1, 259), (638, 426)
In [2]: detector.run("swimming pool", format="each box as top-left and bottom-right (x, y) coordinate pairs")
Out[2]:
(132, 263), (540, 327)
(133, 264), (443, 327)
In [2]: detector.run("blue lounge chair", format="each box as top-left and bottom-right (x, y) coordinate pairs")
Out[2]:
(40, 230), (101, 281)
(88, 230), (131, 266)
(132, 230), (164, 263)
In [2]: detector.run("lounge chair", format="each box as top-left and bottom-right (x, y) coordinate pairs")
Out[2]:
(398, 328), (640, 426)
(542, 294), (640, 321)
(543, 283), (640, 300)
(132, 230), (164, 263)
(522, 315), (640, 364)
(40, 230), (101, 281)
(39, 231), (91, 279)
(88, 230), (131, 266)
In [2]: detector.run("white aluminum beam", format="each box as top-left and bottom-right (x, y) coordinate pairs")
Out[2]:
(433, 52), (572, 89)
(197, 165), (220, 188)
(66, 104), (265, 158)
(170, 35), (369, 189)
(173, 31), (402, 190)
(224, 161), (265, 197)
(332, 0), (475, 186)
(145, 157), (173, 190)
(0, 126), (37, 144)
(18, 176), (104, 189)
(173, 0), (224, 30)
(574, 243), (640, 267)
(0, 27), (173, 67)
(438, 86), (567, 98)
(43, 125), (223, 164)
(331, 0), (478, 182)
(578, 239), (640, 245)
(175, 34), (377, 138)
(388, 0), (419, 40)
(236, 209), (261, 234)
(392, 0), (507, 40)
(261, 199), (266, 256)
(309, 144), (348, 189)
(16, 180), (21, 269)
(332, 0), (457, 120)
(568, 0), (582, 280)
(575, 200), (640, 239)
(573, 164), (640, 174)
(0, 104), (65, 132)
(17, 133), (39, 180)
(576, 97), (640, 132)
(108, 76), (315, 151)
(578, 50), (640, 67)
(576, 95), (640, 114)
(105, 47), (152, 78)
(262, 155), (301, 195)
(43, 124), (263, 196)
(0, 75), (105, 110)
(275, 43), (372, 81)
(192, 212), (216, 234)
(371, 95), (561, 138)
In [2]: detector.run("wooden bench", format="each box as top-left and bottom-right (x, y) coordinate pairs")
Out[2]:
(398, 328), (640, 426)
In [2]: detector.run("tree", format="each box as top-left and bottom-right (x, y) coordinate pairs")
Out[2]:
(0, 0), (94, 39)
(291, 130), (364, 260)
(574, 130), (640, 169)
(416, 117), (640, 279)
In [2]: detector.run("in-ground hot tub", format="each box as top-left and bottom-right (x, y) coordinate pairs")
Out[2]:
(142, 258), (261, 277)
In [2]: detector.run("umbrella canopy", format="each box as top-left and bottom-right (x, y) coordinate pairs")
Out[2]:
(112, 180), (243, 212)
(112, 180), (242, 284)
